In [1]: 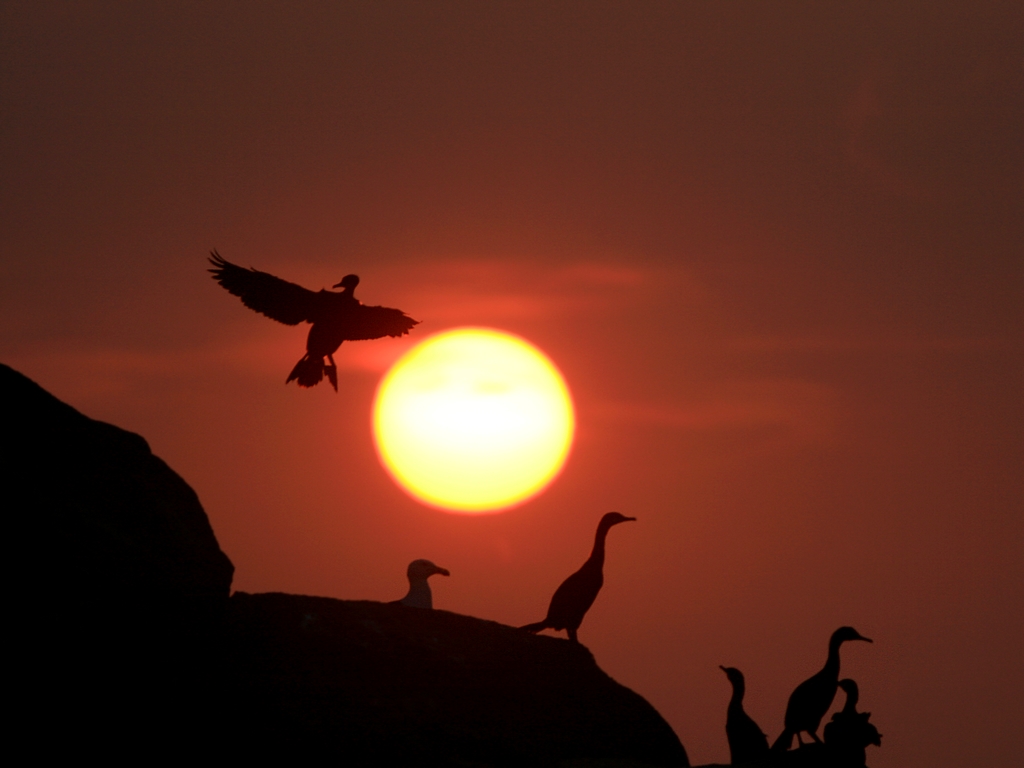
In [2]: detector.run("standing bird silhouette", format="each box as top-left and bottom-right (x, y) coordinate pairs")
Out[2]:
(772, 627), (872, 752)
(823, 678), (882, 766)
(208, 251), (418, 390)
(520, 512), (635, 644)
(396, 559), (450, 609)
(719, 666), (769, 765)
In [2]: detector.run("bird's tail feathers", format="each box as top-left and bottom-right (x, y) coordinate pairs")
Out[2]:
(519, 621), (550, 633)
(287, 355), (337, 391)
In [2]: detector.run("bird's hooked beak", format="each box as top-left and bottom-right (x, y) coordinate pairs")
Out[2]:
(433, 566), (450, 577)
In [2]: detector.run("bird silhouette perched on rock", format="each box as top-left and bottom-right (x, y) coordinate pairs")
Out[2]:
(208, 250), (418, 391)
(772, 627), (872, 752)
(719, 666), (769, 765)
(823, 678), (882, 766)
(521, 512), (635, 644)
(396, 559), (450, 609)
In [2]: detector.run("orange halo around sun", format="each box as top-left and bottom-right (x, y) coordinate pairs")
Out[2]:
(372, 327), (575, 514)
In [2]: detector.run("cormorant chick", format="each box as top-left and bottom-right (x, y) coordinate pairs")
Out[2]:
(208, 251), (418, 390)
(823, 678), (882, 766)
(719, 666), (769, 765)
(772, 626), (872, 752)
(520, 512), (635, 644)
(398, 559), (450, 609)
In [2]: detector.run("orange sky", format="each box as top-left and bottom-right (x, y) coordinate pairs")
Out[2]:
(2, 3), (1021, 766)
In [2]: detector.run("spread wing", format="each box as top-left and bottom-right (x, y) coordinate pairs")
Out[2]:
(208, 250), (320, 326)
(344, 304), (420, 341)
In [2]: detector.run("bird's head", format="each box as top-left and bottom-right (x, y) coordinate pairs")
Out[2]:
(719, 666), (745, 688)
(407, 559), (450, 581)
(333, 274), (360, 290)
(837, 678), (859, 697)
(600, 511), (637, 528)
(832, 626), (872, 645)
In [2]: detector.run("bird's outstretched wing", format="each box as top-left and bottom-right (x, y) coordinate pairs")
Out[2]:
(344, 304), (420, 341)
(208, 250), (320, 326)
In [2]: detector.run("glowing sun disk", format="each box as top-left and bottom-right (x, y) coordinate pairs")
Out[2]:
(372, 328), (575, 513)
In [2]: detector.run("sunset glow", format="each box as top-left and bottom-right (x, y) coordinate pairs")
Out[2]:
(372, 328), (575, 513)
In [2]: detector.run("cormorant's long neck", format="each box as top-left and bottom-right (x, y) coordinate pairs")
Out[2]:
(728, 679), (746, 713)
(823, 637), (844, 679)
(588, 523), (612, 569)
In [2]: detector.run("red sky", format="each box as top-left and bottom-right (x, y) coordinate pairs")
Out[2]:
(2, 3), (1021, 765)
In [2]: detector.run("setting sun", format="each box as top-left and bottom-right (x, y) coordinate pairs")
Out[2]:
(372, 328), (575, 513)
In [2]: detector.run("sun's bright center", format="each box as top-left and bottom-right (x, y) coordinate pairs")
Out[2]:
(372, 328), (575, 513)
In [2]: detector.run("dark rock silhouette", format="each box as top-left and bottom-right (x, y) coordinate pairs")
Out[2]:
(772, 627), (872, 752)
(6, 366), (687, 764)
(227, 592), (689, 765)
(823, 679), (882, 766)
(3, 363), (234, 754)
(396, 558), (450, 608)
(208, 250), (418, 390)
(720, 666), (769, 765)
(522, 511), (636, 643)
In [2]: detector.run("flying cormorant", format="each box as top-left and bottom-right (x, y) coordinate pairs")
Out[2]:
(719, 666), (769, 765)
(823, 678), (882, 766)
(772, 627), (872, 752)
(397, 559), (450, 609)
(208, 251), (418, 390)
(520, 512), (635, 644)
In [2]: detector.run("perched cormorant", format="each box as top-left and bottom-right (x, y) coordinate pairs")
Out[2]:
(397, 559), (450, 609)
(208, 251), (418, 390)
(823, 678), (882, 766)
(520, 512), (636, 644)
(719, 666), (769, 765)
(772, 627), (872, 752)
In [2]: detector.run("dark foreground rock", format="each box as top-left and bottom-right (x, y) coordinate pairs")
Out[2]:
(226, 592), (689, 766)
(696, 741), (875, 768)
(5, 364), (689, 764)
(4, 363), (233, 752)
(3, 363), (234, 611)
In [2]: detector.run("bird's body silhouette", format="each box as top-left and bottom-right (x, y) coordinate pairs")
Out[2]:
(772, 627), (872, 752)
(823, 678), (882, 766)
(520, 512), (635, 644)
(396, 559), (450, 609)
(719, 666), (769, 765)
(208, 251), (418, 390)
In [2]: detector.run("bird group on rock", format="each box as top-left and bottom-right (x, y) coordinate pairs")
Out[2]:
(719, 627), (881, 766)
(209, 251), (418, 391)
(206, 253), (884, 767)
